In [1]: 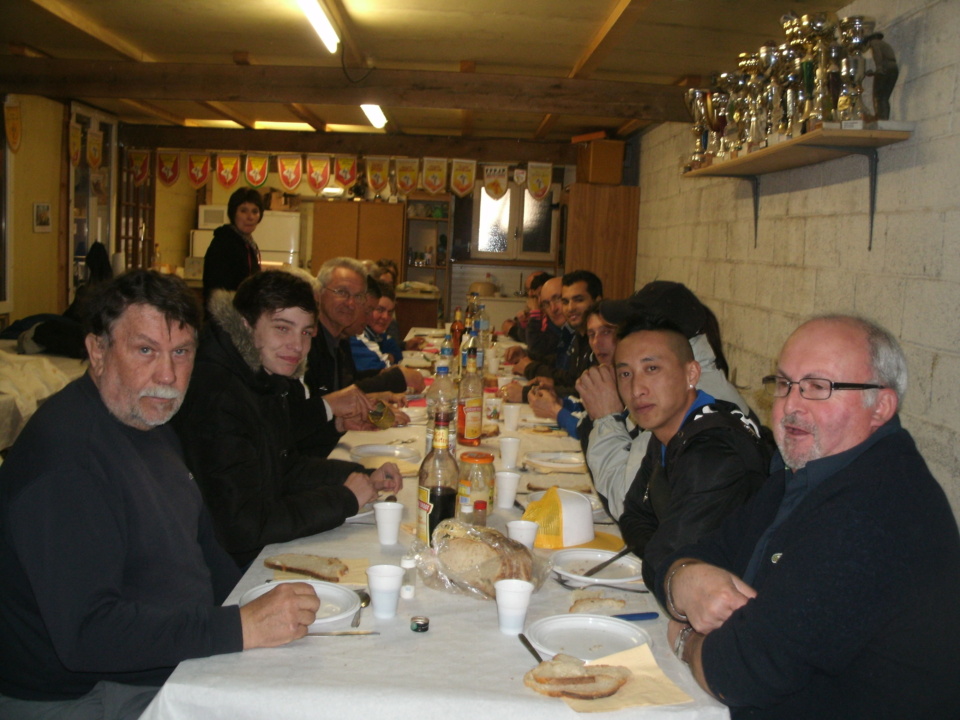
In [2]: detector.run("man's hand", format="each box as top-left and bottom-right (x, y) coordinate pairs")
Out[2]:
(398, 366), (426, 392)
(504, 346), (527, 365)
(336, 415), (377, 433)
(344, 471), (379, 507)
(370, 463), (403, 493)
(669, 560), (757, 634)
(501, 319), (517, 335)
(499, 380), (525, 403)
(404, 337), (426, 351)
(325, 385), (374, 419)
(531, 376), (554, 392)
(576, 365), (624, 419)
(512, 356), (532, 375)
(240, 582), (320, 649)
(528, 386), (561, 421)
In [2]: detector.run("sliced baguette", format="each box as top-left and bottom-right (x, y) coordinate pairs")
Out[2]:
(263, 554), (348, 582)
(523, 653), (631, 700)
(568, 596), (627, 614)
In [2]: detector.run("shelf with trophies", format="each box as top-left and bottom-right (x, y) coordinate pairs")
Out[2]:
(681, 13), (911, 249)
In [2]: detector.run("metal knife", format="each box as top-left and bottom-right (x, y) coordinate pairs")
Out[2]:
(582, 546), (634, 577)
(612, 611), (659, 621)
(305, 631), (380, 636)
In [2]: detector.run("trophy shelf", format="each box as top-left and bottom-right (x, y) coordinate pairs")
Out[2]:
(684, 128), (912, 250)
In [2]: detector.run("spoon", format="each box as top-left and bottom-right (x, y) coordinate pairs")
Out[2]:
(351, 589), (370, 628)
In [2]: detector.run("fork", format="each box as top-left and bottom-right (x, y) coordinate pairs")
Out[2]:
(552, 573), (650, 594)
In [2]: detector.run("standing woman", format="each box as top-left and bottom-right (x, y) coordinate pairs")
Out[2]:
(203, 187), (263, 303)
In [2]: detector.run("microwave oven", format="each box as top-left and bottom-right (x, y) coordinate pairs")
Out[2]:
(197, 205), (228, 229)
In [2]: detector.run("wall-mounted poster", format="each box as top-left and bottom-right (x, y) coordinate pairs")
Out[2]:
(33, 203), (51, 233)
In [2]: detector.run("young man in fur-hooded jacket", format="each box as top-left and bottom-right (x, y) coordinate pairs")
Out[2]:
(173, 271), (402, 567)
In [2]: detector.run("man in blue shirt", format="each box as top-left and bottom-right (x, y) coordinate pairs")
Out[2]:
(658, 315), (960, 719)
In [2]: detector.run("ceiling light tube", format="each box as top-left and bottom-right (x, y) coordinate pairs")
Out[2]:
(298, 0), (339, 54)
(361, 104), (387, 129)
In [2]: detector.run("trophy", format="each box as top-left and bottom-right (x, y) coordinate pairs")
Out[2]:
(838, 16), (875, 124)
(758, 42), (783, 139)
(776, 41), (805, 137)
(737, 53), (766, 147)
(684, 88), (709, 166)
(800, 12), (839, 124)
(705, 90), (731, 159)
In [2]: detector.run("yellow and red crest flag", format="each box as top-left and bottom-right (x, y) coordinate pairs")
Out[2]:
(245, 154), (269, 188)
(69, 123), (82, 167)
(422, 157), (447, 195)
(306, 155), (330, 193)
(483, 165), (509, 200)
(278, 155), (303, 192)
(4, 100), (21, 153)
(157, 151), (180, 187)
(216, 154), (241, 189)
(366, 156), (390, 195)
(395, 158), (419, 194)
(86, 129), (103, 170)
(128, 150), (150, 187)
(188, 154), (210, 189)
(450, 159), (476, 198)
(334, 156), (358, 189)
(527, 162), (552, 201)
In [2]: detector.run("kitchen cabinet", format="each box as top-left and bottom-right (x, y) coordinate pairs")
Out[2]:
(310, 201), (405, 274)
(562, 183), (640, 302)
(403, 192), (451, 304)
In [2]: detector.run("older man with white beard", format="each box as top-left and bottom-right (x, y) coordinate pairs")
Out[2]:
(656, 315), (960, 720)
(0, 271), (322, 720)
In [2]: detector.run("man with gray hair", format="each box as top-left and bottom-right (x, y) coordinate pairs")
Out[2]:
(657, 315), (960, 718)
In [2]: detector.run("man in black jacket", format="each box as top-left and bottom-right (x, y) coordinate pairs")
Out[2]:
(615, 314), (769, 587)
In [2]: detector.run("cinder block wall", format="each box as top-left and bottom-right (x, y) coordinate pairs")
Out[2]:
(635, 0), (960, 516)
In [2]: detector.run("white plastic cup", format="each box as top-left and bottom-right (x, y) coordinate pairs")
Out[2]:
(487, 354), (500, 374)
(373, 502), (404, 545)
(495, 471), (522, 509)
(502, 403), (521, 431)
(366, 564), (405, 619)
(494, 579), (535, 635)
(507, 520), (539, 549)
(499, 437), (521, 470)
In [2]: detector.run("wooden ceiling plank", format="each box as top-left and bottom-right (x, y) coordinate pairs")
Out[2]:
(0, 57), (689, 123)
(119, 125), (578, 165)
(616, 118), (646, 136)
(197, 100), (256, 130)
(287, 102), (327, 131)
(321, 0), (367, 68)
(570, 0), (654, 79)
(533, 114), (558, 140)
(460, 60), (475, 138)
(117, 99), (186, 126)
(28, 0), (157, 62)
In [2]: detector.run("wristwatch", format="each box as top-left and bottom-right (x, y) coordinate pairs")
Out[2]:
(673, 625), (695, 663)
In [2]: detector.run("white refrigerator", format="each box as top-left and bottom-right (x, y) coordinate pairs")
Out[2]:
(190, 211), (301, 268)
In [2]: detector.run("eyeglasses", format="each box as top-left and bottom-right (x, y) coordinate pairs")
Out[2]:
(762, 375), (886, 401)
(324, 287), (367, 303)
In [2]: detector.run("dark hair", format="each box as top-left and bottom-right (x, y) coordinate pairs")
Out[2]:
(227, 187), (264, 225)
(87, 269), (201, 340)
(232, 270), (317, 327)
(581, 301), (609, 329)
(618, 312), (694, 364)
(377, 280), (396, 302)
(562, 269), (603, 300)
(375, 259), (399, 285)
(531, 273), (552, 293)
(84, 241), (113, 284)
(700, 303), (730, 377)
(366, 275), (383, 299)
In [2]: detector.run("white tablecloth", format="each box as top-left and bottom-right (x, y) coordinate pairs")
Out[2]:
(140, 422), (728, 720)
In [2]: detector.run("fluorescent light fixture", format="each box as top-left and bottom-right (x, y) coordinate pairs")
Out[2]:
(298, 0), (339, 54)
(253, 121), (316, 131)
(361, 104), (387, 129)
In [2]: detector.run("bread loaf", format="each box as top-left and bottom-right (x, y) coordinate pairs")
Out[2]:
(434, 522), (533, 597)
(263, 554), (348, 582)
(523, 653), (631, 699)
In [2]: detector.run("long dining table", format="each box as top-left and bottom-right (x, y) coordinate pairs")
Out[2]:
(139, 387), (729, 719)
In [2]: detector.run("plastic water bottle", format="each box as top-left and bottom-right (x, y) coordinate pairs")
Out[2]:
(477, 304), (491, 351)
(425, 364), (457, 456)
(440, 334), (454, 365)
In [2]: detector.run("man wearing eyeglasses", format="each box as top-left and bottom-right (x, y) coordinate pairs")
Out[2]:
(656, 315), (960, 719)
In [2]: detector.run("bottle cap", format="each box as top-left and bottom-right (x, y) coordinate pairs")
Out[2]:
(401, 556), (416, 569)
(474, 501), (488, 511)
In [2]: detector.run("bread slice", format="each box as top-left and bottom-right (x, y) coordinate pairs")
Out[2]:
(568, 588), (627, 614)
(523, 653), (631, 699)
(263, 554), (348, 582)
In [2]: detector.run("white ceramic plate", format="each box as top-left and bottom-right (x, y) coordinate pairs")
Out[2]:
(239, 580), (360, 631)
(349, 444), (421, 464)
(521, 415), (562, 427)
(526, 614), (650, 661)
(552, 548), (644, 585)
(524, 451), (585, 470)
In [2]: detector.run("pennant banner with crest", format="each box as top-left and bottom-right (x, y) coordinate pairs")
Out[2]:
(527, 162), (552, 201)
(483, 165), (509, 200)
(277, 155), (303, 192)
(450, 159), (476, 198)
(245, 154), (269, 188)
(128, 150), (150, 187)
(366, 156), (390, 195)
(188, 154), (210, 189)
(334, 156), (358, 189)
(69, 123), (82, 167)
(157, 151), (180, 187)
(4, 100), (21, 153)
(216, 154), (241, 189)
(422, 157), (447, 195)
(307, 155), (330, 193)
(86, 129), (103, 170)
(395, 158), (419, 195)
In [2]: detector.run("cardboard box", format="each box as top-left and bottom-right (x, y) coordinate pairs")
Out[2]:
(577, 140), (624, 185)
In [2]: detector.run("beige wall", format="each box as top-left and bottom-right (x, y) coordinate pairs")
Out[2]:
(634, 0), (960, 517)
(155, 175), (197, 270)
(7, 95), (64, 317)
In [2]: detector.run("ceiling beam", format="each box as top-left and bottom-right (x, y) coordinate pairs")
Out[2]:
(0, 56), (688, 123)
(320, 0), (367, 68)
(118, 126), (578, 165)
(28, 0), (157, 62)
(117, 99), (186, 126)
(287, 102), (327, 131)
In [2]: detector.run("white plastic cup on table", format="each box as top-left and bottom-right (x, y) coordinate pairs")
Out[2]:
(373, 502), (404, 545)
(495, 471), (522, 509)
(507, 519), (539, 548)
(487, 354), (500, 374)
(499, 436), (521, 470)
(494, 578), (535, 635)
(502, 402), (521, 432)
(366, 564), (405, 619)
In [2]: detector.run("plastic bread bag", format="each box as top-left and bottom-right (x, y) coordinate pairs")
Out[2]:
(410, 519), (551, 600)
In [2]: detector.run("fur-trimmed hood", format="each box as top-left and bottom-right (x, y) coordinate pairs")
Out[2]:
(206, 289), (308, 378)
